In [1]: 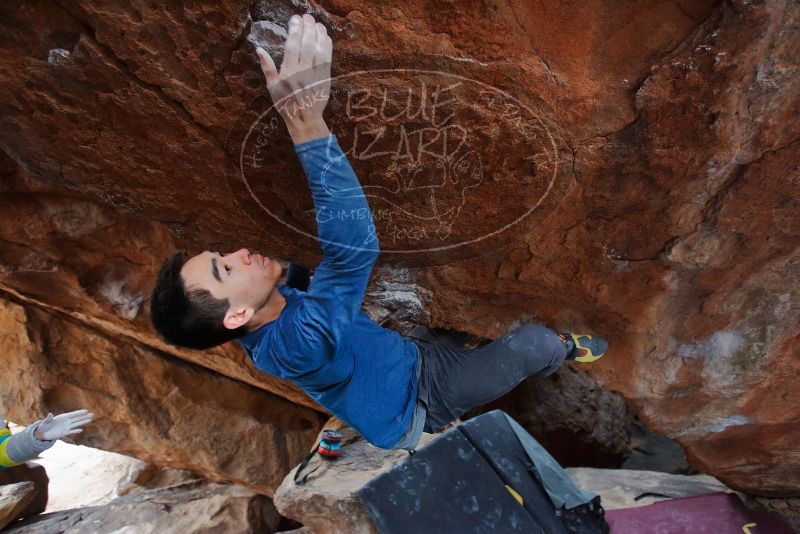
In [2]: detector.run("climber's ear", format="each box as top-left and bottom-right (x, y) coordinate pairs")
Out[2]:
(223, 306), (254, 330)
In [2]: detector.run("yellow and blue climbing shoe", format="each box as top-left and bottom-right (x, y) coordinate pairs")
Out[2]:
(560, 333), (608, 363)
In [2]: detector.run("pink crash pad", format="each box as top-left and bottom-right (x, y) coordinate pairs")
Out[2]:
(605, 492), (794, 534)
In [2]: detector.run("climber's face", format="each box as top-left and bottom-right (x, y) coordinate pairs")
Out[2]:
(180, 248), (283, 330)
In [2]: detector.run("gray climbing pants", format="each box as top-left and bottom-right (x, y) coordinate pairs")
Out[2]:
(409, 323), (568, 433)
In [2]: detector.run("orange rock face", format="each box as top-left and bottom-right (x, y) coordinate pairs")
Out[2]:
(0, 298), (324, 495)
(0, 0), (797, 494)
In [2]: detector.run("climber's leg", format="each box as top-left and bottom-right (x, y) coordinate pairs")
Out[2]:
(413, 323), (569, 433)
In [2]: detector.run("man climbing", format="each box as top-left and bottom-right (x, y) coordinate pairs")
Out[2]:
(150, 14), (607, 451)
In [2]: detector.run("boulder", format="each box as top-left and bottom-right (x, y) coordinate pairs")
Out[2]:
(274, 425), (435, 534)
(621, 421), (693, 474)
(0, 482), (36, 531)
(748, 496), (800, 533)
(0, 298), (324, 495)
(484, 364), (635, 467)
(30, 438), (195, 512)
(0, 154), (319, 413)
(0, 463), (48, 519)
(415, 0), (800, 495)
(566, 468), (732, 510)
(6, 480), (280, 534)
(0, 0), (797, 496)
(115, 463), (198, 497)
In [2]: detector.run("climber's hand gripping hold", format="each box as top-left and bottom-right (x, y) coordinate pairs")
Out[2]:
(255, 14), (332, 144)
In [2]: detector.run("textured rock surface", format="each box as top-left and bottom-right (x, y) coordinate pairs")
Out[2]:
(566, 468), (731, 510)
(0, 0), (797, 495)
(482, 364), (635, 468)
(0, 483), (36, 531)
(0, 298), (325, 495)
(30, 437), (194, 512)
(621, 420), (693, 474)
(749, 496), (800, 533)
(6, 480), (280, 534)
(274, 425), (434, 534)
(0, 463), (49, 520)
(411, 0), (800, 495)
(0, 149), (319, 412)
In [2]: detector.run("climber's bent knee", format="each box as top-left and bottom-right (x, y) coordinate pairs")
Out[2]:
(504, 323), (567, 377)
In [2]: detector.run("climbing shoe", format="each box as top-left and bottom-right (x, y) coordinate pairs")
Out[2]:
(559, 333), (608, 363)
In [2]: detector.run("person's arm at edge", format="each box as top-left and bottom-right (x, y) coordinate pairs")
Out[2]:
(0, 416), (55, 469)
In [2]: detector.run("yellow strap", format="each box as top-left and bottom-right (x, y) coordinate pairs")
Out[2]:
(505, 484), (524, 506)
(0, 426), (20, 468)
(0, 441), (17, 469)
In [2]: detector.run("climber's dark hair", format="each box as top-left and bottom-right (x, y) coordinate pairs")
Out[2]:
(149, 250), (246, 350)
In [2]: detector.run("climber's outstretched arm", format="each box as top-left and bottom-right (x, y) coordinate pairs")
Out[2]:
(253, 15), (379, 360)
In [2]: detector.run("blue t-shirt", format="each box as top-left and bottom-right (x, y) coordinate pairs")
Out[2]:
(238, 134), (420, 449)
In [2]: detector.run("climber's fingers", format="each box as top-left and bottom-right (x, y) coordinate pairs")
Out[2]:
(313, 23), (332, 67)
(256, 48), (279, 87)
(282, 14), (302, 71)
(298, 14), (317, 70)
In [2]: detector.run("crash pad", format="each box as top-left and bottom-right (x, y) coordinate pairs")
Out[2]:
(359, 410), (607, 533)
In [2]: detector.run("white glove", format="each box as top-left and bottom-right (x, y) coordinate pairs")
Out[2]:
(34, 409), (94, 441)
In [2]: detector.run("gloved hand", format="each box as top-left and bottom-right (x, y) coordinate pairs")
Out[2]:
(34, 409), (94, 441)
